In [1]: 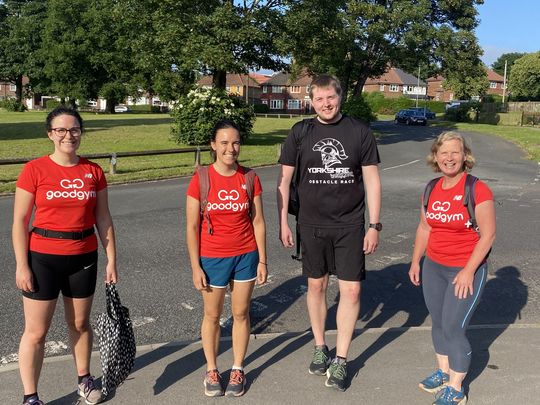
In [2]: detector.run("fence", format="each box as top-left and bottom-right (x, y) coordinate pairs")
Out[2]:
(0, 146), (211, 174)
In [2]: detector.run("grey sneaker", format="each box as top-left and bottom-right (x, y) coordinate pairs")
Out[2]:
(77, 376), (102, 405)
(308, 345), (330, 375)
(203, 369), (224, 397)
(224, 369), (246, 397)
(325, 360), (347, 391)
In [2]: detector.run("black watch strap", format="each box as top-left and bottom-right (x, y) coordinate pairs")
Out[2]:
(368, 222), (383, 231)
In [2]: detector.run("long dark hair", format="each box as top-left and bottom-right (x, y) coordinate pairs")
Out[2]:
(46, 105), (84, 132)
(210, 119), (240, 162)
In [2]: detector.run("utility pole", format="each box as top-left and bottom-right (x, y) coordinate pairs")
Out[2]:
(416, 65), (420, 108)
(502, 60), (508, 104)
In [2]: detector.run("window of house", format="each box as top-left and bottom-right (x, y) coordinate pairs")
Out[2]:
(405, 85), (415, 92)
(288, 99), (301, 109)
(490, 82), (497, 89)
(389, 84), (399, 92)
(379, 84), (385, 91)
(270, 99), (283, 109)
(272, 85), (283, 93)
(262, 100), (268, 105)
(306, 86), (310, 93)
(263, 86), (268, 93)
(10, 84), (16, 92)
(226, 86), (231, 92)
(290, 86), (301, 93)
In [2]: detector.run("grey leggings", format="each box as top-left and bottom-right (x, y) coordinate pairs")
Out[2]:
(422, 256), (487, 373)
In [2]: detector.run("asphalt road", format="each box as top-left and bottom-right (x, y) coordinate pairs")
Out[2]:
(1, 121), (539, 367)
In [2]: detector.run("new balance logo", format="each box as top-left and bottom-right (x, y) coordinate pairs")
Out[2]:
(453, 195), (463, 201)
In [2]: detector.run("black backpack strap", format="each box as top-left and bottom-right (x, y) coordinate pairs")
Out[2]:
(196, 166), (213, 234)
(422, 177), (441, 214)
(463, 174), (479, 231)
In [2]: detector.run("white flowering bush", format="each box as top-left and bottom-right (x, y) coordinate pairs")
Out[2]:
(171, 87), (254, 145)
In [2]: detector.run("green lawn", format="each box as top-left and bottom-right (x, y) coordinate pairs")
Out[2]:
(0, 111), (302, 193)
(1, 110), (538, 194)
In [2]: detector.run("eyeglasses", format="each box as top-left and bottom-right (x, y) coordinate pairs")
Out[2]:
(51, 127), (82, 137)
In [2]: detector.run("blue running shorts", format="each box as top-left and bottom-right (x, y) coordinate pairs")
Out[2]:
(200, 250), (259, 288)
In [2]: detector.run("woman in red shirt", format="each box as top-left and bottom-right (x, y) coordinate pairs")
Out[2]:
(12, 106), (117, 405)
(409, 132), (496, 405)
(186, 119), (267, 397)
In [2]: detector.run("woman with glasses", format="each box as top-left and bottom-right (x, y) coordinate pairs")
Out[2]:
(12, 105), (117, 405)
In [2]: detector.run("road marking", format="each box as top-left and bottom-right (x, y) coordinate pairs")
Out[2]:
(382, 159), (420, 171)
(131, 316), (156, 328)
(181, 302), (194, 310)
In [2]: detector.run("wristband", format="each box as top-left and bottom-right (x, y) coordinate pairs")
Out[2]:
(259, 261), (267, 265)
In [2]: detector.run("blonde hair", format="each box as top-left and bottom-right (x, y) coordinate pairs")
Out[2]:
(427, 131), (475, 172)
(309, 74), (342, 100)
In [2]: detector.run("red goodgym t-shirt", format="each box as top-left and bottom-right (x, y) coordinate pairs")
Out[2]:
(16, 156), (107, 255)
(425, 173), (493, 267)
(187, 165), (262, 258)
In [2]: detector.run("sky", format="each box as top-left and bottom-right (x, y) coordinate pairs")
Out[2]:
(475, 0), (539, 67)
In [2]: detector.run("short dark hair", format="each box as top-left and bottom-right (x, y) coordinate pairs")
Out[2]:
(309, 74), (342, 99)
(209, 119), (241, 162)
(46, 105), (84, 132)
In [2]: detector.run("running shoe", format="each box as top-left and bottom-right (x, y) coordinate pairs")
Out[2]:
(308, 345), (330, 375)
(23, 397), (44, 405)
(225, 369), (246, 397)
(419, 369), (449, 393)
(77, 375), (102, 404)
(433, 386), (467, 405)
(325, 360), (347, 391)
(203, 369), (224, 397)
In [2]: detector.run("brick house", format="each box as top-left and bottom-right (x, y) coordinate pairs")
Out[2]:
(197, 72), (271, 104)
(427, 68), (505, 101)
(362, 67), (427, 99)
(259, 71), (313, 113)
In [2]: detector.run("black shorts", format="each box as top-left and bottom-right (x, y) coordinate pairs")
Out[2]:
(299, 224), (365, 282)
(23, 250), (98, 300)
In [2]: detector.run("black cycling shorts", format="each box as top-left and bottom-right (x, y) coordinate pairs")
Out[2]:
(299, 224), (366, 282)
(23, 250), (98, 300)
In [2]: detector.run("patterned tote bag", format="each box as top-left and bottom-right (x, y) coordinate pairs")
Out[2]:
(97, 283), (136, 397)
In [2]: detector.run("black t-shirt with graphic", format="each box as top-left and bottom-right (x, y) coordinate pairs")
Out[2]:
(279, 115), (380, 228)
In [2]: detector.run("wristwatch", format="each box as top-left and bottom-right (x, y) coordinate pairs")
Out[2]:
(368, 222), (383, 231)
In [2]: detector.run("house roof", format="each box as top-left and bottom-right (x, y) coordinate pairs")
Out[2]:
(427, 68), (504, 83)
(365, 67), (426, 86)
(264, 71), (312, 86)
(197, 73), (268, 87)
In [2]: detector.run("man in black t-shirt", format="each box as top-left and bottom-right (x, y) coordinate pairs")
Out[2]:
(277, 74), (382, 391)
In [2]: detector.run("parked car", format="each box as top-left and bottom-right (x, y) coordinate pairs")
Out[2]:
(408, 107), (436, 119)
(114, 105), (130, 113)
(445, 100), (469, 111)
(394, 109), (427, 126)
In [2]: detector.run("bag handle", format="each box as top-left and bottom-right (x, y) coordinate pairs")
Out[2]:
(105, 283), (124, 321)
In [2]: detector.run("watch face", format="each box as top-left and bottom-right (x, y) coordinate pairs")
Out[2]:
(370, 223), (382, 231)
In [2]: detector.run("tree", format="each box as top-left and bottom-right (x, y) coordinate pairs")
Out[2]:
(492, 52), (525, 77)
(0, 0), (46, 105)
(508, 52), (540, 101)
(280, 0), (485, 102)
(150, 0), (286, 90)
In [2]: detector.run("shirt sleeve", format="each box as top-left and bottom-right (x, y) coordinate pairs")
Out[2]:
(278, 122), (302, 167)
(16, 161), (37, 194)
(95, 165), (108, 191)
(474, 180), (493, 204)
(186, 172), (200, 200)
(360, 125), (381, 166)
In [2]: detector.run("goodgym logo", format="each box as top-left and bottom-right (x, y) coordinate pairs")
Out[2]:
(46, 178), (96, 200)
(207, 189), (248, 212)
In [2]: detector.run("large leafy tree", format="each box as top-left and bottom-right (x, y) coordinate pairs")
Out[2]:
(149, 0), (285, 90)
(0, 0), (46, 104)
(281, 0), (485, 102)
(508, 52), (540, 101)
(491, 52), (526, 77)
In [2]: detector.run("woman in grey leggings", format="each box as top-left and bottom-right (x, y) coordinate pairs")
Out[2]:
(409, 132), (496, 405)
